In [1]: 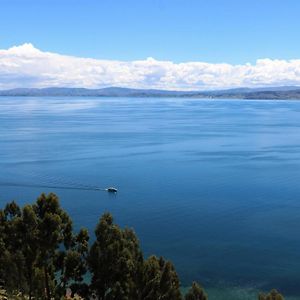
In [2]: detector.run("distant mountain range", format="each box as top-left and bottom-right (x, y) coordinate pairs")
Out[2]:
(1, 86), (300, 99)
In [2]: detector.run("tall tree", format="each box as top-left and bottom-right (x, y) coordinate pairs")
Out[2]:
(185, 282), (207, 300)
(89, 213), (143, 300)
(0, 202), (26, 295)
(0, 209), (10, 291)
(258, 289), (284, 300)
(33, 193), (73, 300)
(58, 228), (90, 298)
(141, 255), (182, 300)
(18, 205), (39, 300)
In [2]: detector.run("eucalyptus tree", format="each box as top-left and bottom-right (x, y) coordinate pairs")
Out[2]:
(185, 282), (207, 300)
(88, 213), (143, 300)
(258, 289), (284, 300)
(141, 255), (182, 300)
(57, 227), (90, 298)
(33, 193), (73, 300)
(0, 201), (26, 295)
(18, 205), (39, 300)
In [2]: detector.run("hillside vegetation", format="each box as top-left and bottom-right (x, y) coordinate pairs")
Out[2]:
(0, 193), (284, 299)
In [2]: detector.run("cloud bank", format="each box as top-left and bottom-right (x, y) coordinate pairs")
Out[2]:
(1, 43), (300, 90)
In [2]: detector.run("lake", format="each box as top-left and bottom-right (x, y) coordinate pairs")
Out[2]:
(1, 97), (300, 299)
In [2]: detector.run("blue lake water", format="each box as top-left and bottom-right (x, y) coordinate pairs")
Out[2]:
(1, 97), (300, 299)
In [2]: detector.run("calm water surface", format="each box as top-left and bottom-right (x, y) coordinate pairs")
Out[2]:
(1, 97), (300, 299)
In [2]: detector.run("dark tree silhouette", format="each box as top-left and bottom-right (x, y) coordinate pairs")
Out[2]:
(258, 289), (284, 300)
(185, 281), (207, 300)
(88, 213), (143, 299)
(0, 194), (286, 300)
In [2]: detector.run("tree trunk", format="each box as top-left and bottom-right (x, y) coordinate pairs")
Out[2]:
(26, 262), (33, 300)
(44, 265), (51, 300)
(28, 270), (32, 300)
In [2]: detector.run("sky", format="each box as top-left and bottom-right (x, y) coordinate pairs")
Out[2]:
(1, 0), (300, 90)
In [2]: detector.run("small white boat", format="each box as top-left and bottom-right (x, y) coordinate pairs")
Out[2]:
(106, 187), (118, 193)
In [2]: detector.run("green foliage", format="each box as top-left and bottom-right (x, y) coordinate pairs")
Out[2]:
(32, 193), (74, 299)
(258, 289), (284, 300)
(88, 213), (143, 299)
(0, 194), (286, 300)
(141, 255), (182, 300)
(0, 194), (89, 300)
(18, 205), (39, 299)
(0, 202), (26, 295)
(58, 228), (90, 298)
(185, 282), (207, 300)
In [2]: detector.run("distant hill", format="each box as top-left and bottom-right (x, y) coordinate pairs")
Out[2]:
(1, 86), (300, 99)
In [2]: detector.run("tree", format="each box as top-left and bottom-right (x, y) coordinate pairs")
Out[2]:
(258, 289), (284, 300)
(185, 282), (207, 300)
(141, 255), (161, 300)
(59, 228), (90, 298)
(88, 213), (143, 300)
(33, 193), (73, 300)
(0, 194), (90, 299)
(3, 194), (289, 300)
(0, 202), (26, 295)
(141, 255), (182, 300)
(18, 205), (39, 300)
(0, 209), (11, 291)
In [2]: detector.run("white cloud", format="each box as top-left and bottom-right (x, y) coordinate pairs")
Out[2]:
(1, 43), (300, 90)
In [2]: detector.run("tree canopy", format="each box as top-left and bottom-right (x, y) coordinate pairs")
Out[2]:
(0, 193), (285, 300)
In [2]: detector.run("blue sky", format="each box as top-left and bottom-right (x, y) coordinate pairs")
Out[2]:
(1, 0), (300, 64)
(1, 0), (300, 90)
